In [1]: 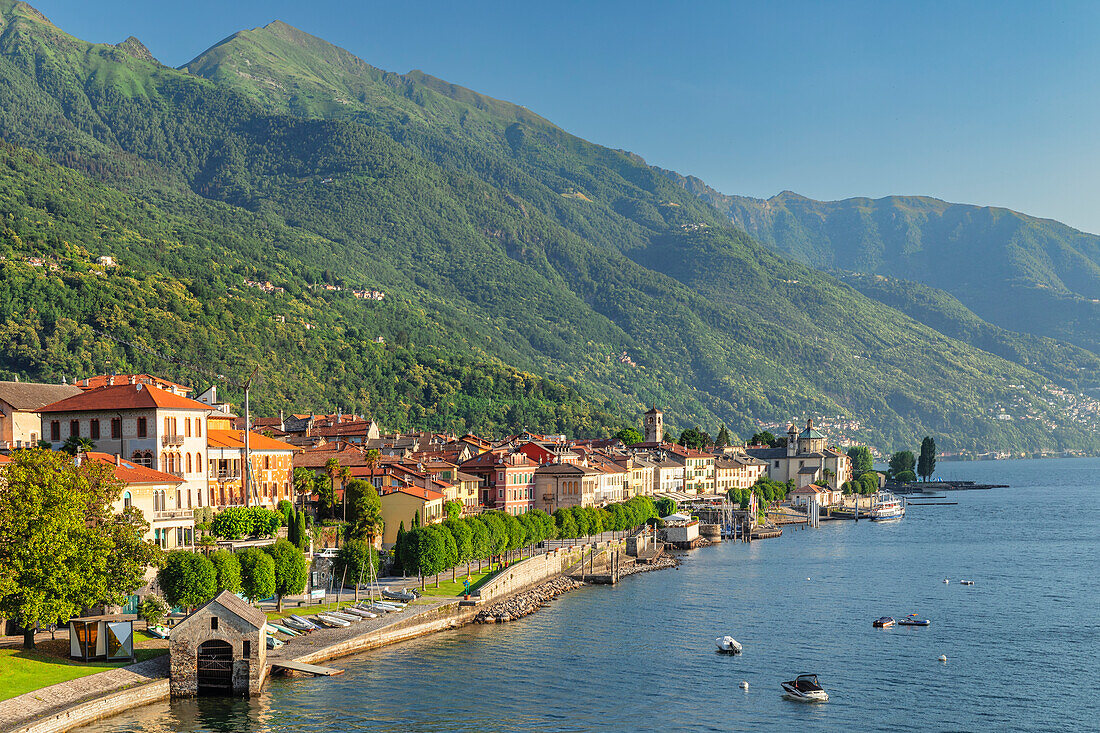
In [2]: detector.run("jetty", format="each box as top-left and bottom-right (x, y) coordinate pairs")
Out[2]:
(270, 660), (343, 677)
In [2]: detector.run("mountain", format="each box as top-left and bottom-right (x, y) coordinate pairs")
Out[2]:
(0, 0), (1097, 452)
(697, 188), (1100, 359)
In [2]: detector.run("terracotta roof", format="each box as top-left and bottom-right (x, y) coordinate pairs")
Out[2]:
(76, 374), (191, 393)
(39, 384), (215, 413)
(380, 485), (444, 502)
(207, 429), (297, 452)
(84, 451), (182, 485)
(0, 381), (82, 411)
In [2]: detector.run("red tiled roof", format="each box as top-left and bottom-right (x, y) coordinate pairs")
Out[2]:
(207, 429), (297, 452)
(40, 384), (214, 413)
(84, 451), (182, 485)
(381, 485), (444, 502)
(77, 374), (191, 393)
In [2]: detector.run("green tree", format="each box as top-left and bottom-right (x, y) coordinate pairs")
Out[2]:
(138, 595), (169, 626)
(917, 437), (937, 482)
(480, 512), (508, 556)
(237, 547), (276, 603)
(714, 425), (732, 448)
(336, 539), (380, 592)
(209, 549), (242, 593)
(265, 539), (307, 611)
(277, 499), (294, 525)
(157, 551), (217, 610)
(847, 446), (874, 475)
(443, 500), (463, 521)
(443, 519), (473, 568)
(614, 426), (644, 445)
(750, 431), (776, 446)
(894, 470), (917, 483)
(466, 517), (490, 565)
(345, 478), (384, 543)
(888, 451), (916, 478)
(61, 436), (96, 455)
(292, 466), (315, 509)
(655, 497), (678, 517)
(0, 450), (160, 648)
(500, 512), (526, 551)
(314, 475), (336, 519)
(678, 427), (710, 450)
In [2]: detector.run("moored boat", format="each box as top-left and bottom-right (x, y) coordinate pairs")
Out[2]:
(146, 624), (171, 639)
(898, 614), (931, 626)
(781, 674), (829, 702)
(715, 636), (743, 654)
(870, 491), (906, 520)
(314, 613), (351, 628)
(328, 611), (362, 623)
(267, 623), (301, 636)
(344, 606), (379, 619)
(382, 588), (419, 602)
(285, 615), (318, 631)
(873, 616), (896, 628)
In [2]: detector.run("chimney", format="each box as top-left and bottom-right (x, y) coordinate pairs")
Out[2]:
(279, 409), (284, 431)
(115, 454), (121, 465)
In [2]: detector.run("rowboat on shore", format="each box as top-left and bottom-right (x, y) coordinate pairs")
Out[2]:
(314, 614), (351, 628)
(343, 606), (379, 619)
(327, 611), (362, 623)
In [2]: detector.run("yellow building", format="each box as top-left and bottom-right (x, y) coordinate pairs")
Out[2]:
(379, 485), (444, 545)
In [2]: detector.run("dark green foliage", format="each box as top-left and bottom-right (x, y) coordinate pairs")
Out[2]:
(277, 500), (294, 525)
(655, 497), (678, 517)
(752, 476), (793, 503)
(157, 551), (216, 609)
(443, 500), (462, 521)
(918, 437), (937, 481)
(678, 427), (710, 450)
(344, 478), (383, 541)
(265, 539), (307, 609)
(211, 506), (281, 539)
(894, 470), (917, 483)
(336, 539), (380, 585)
(466, 517), (490, 560)
(236, 546), (276, 602)
(137, 595), (168, 625)
(615, 427), (644, 445)
(847, 446), (874, 476)
(750, 431), (777, 446)
(857, 473), (880, 495)
(208, 549), (242, 594)
(714, 426), (732, 448)
(61, 436), (95, 455)
(479, 513), (507, 555)
(888, 451), (916, 478)
(442, 519), (473, 565)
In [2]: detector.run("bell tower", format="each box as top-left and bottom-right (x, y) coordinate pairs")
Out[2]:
(644, 406), (664, 443)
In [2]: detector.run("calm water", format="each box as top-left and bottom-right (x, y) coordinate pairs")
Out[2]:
(85, 459), (1099, 732)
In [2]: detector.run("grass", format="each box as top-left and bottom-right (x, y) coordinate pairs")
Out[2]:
(415, 564), (502, 598)
(0, 646), (167, 702)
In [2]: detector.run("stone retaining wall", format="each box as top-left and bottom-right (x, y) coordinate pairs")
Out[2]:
(9, 679), (170, 733)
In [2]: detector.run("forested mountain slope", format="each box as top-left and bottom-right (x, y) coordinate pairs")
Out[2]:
(696, 187), (1100, 358)
(0, 0), (1095, 451)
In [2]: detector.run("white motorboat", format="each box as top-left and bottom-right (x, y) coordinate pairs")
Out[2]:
(327, 611), (361, 623)
(715, 636), (743, 654)
(344, 606), (379, 619)
(960, 580), (975, 585)
(382, 588), (419, 602)
(374, 601), (405, 611)
(285, 615), (318, 631)
(870, 491), (905, 520)
(781, 674), (829, 702)
(314, 613), (351, 628)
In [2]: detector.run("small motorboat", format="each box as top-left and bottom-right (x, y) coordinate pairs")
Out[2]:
(367, 604), (394, 613)
(313, 614), (350, 628)
(146, 624), (171, 639)
(382, 588), (419, 602)
(898, 614), (931, 626)
(327, 611), (362, 623)
(266, 635), (285, 650)
(285, 615), (318, 631)
(267, 623), (301, 637)
(873, 616), (896, 628)
(374, 601), (405, 611)
(781, 674), (829, 702)
(344, 606), (379, 619)
(960, 580), (975, 585)
(715, 636), (743, 654)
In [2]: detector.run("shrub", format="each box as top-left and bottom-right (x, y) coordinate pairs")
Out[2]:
(138, 595), (169, 625)
(277, 500), (294, 525)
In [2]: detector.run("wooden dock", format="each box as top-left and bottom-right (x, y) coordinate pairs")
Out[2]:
(270, 660), (345, 677)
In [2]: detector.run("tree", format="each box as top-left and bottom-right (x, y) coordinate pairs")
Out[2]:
(138, 595), (169, 626)
(678, 427), (710, 450)
(406, 526), (447, 582)
(209, 549), (242, 593)
(265, 539), (307, 611)
(847, 446), (874, 475)
(413, 509), (420, 528)
(655, 497), (678, 517)
(277, 499), (294, 525)
(500, 512), (526, 552)
(345, 478), (384, 543)
(296, 511), (309, 551)
(894, 470), (917, 483)
(336, 539), (379, 595)
(444, 519), (473, 568)
(480, 512), (508, 556)
(750, 431), (776, 446)
(714, 425), (732, 448)
(0, 450), (160, 648)
(61, 435), (96, 455)
(292, 466), (315, 509)
(917, 437), (937, 482)
(466, 517), (490, 567)
(614, 426), (644, 446)
(314, 475), (336, 519)
(443, 500), (463, 521)
(157, 551), (217, 610)
(888, 451), (916, 479)
(237, 547), (276, 603)
(858, 473), (880, 495)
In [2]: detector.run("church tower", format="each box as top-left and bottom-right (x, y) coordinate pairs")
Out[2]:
(644, 406), (664, 443)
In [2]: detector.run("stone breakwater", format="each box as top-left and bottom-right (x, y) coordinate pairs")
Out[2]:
(618, 554), (678, 578)
(476, 576), (583, 623)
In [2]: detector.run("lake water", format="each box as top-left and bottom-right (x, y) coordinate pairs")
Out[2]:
(84, 458), (1099, 732)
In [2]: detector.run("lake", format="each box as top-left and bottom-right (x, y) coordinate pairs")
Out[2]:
(83, 458), (1100, 732)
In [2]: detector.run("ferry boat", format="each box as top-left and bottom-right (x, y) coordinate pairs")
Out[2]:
(870, 491), (906, 520)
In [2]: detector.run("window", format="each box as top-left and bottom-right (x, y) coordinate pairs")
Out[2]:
(122, 491), (132, 508)
(176, 488), (182, 508)
(69, 420), (80, 438)
(164, 417), (171, 435)
(50, 421), (60, 442)
(243, 640), (250, 658)
(186, 453), (193, 473)
(185, 418), (191, 437)
(111, 418), (122, 439)
(137, 418), (147, 438)
(211, 617), (218, 631)
(196, 420), (202, 438)
(90, 419), (100, 440)
(264, 455), (270, 470)
(172, 417), (178, 435)
(196, 453), (202, 473)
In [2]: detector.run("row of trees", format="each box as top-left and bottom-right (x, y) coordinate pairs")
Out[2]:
(157, 539), (308, 612)
(887, 437), (937, 482)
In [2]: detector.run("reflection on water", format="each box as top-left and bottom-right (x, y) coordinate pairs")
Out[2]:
(84, 459), (1100, 733)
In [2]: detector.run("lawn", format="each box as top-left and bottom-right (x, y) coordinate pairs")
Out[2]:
(416, 564), (502, 597)
(0, 646), (167, 702)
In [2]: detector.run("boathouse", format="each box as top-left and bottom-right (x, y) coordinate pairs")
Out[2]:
(169, 590), (267, 697)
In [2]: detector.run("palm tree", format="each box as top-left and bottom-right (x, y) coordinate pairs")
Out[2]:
(62, 436), (96, 456)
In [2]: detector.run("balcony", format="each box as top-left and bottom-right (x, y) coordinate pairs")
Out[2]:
(211, 471), (241, 480)
(162, 434), (184, 447)
(153, 509), (193, 521)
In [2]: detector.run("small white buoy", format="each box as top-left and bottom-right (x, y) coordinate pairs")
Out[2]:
(740, 681), (749, 690)
(938, 655), (947, 662)
(943, 579), (949, 584)
(806, 577), (811, 581)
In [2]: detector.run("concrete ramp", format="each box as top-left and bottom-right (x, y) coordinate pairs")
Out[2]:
(271, 660), (344, 677)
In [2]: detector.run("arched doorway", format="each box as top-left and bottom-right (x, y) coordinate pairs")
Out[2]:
(196, 640), (234, 694)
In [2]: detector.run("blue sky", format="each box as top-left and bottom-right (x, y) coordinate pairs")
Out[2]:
(32, 0), (1100, 232)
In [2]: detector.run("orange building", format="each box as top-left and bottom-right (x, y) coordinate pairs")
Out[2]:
(206, 430), (297, 509)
